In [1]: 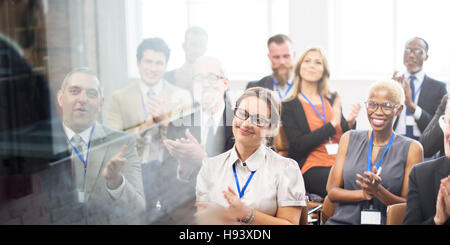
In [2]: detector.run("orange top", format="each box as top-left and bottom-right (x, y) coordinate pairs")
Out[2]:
(299, 96), (343, 174)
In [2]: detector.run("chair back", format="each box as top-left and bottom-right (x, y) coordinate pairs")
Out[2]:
(274, 126), (290, 157)
(321, 196), (337, 224)
(386, 203), (407, 225)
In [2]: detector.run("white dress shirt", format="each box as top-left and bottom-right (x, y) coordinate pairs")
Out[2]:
(196, 144), (307, 216)
(63, 122), (126, 199)
(200, 102), (226, 145)
(395, 70), (425, 137)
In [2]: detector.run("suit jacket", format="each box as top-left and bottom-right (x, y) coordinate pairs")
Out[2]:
(105, 80), (193, 160)
(420, 94), (448, 158)
(246, 75), (274, 90)
(281, 92), (352, 169)
(67, 122), (145, 224)
(394, 75), (447, 134)
(404, 156), (450, 225)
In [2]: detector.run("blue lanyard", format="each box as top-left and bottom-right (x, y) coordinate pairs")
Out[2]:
(69, 125), (95, 168)
(233, 163), (256, 199)
(367, 130), (395, 172)
(300, 92), (327, 124)
(412, 82), (423, 102)
(272, 78), (294, 100)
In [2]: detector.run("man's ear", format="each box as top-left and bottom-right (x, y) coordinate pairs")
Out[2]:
(57, 90), (63, 108)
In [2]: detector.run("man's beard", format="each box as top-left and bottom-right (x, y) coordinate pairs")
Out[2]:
(272, 64), (293, 85)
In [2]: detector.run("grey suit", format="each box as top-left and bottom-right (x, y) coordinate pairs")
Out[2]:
(69, 123), (146, 224)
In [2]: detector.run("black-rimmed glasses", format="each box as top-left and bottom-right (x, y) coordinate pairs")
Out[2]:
(234, 108), (271, 127)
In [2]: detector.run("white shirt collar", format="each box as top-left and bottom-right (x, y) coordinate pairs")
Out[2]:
(139, 79), (164, 98)
(405, 70), (425, 84)
(202, 101), (226, 127)
(63, 122), (96, 143)
(228, 144), (266, 172)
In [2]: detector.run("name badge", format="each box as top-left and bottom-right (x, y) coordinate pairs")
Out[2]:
(325, 143), (339, 155)
(77, 191), (85, 203)
(406, 116), (415, 126)
(361, 209), (381, 225)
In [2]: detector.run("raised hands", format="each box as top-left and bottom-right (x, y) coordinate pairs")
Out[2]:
(163, 129), (207, 162)
(356, 166), (382, 200)
(331, 93), (342, 128)
(102, 144), (127, 190)
(434, 175), (450, 225)
(347, 102), (362, 128)
(393, 71), (416, 112)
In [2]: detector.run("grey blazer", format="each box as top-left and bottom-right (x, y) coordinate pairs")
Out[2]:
(72, 123), (146, 224)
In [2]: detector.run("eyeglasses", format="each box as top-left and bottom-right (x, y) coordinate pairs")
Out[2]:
(192, 73), (225, 84)
(365, 101), (399, 115)
(234, 108), (271, 127)
(404, 48), (426, 56)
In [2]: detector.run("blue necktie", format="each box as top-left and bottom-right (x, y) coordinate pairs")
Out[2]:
(406, 76), (416, 138)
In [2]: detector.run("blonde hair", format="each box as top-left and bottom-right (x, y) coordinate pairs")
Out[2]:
(287, 47), (331, 101)
(367, 80), (405, 105)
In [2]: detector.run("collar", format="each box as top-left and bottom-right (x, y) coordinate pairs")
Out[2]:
(63, 122), (96, 143)
(227, 144), (266, 172)
(139, 79), (164, 97)
(405, 70), (425, 83)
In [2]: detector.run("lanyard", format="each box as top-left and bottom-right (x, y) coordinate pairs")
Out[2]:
(300, 92), (327, 124)
(233, 163), (256, 199)
(367, 130), (395, 172)
(69, 124), (95, 168)
(272, 78), (294, 100)
(412, 82), (423, 102)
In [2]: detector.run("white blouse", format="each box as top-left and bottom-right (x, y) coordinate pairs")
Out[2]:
(196, 144), (307, 216)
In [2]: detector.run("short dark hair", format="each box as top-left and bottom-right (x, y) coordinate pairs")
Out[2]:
(136, 37), (170, 62)
(267, 34), (292, 48)
(406, 37), (429, 53)
(184, 26), (208, 41)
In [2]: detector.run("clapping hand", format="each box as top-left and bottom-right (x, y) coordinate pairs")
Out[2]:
(356, 166), (382, 200)
(102, 144), (127, 189)
(434, 175), (450, 225)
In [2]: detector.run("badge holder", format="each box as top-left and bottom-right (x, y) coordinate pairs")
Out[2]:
(360, 202), (381, 225)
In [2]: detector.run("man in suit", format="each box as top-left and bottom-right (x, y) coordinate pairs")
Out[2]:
(105, 37), (192, 163)
(246, 34), (296, 101)
(393, 37), (447, 140)
(57, 68), (145, 224)
(105, 38), (192, 223)
(404, 97), (450, 225)
(420, 94), (449, 158)
(158, 56), (234, 224)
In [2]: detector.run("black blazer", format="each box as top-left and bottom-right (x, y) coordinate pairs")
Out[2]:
(246, 75), (274, 90)
(419, 94), (448, 158)
(394, 75), (447, 133)
(281, 92), (352, 169)
(404, 156), (450, 225)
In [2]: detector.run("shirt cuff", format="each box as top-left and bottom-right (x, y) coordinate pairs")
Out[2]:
(413, 106), (422, 120)
(106, 174), (126, 200)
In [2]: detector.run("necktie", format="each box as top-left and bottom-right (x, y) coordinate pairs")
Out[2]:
(205, 116), (215, 156)
(70, 134), (86, 193)
(406, 76), (416, 138)
(147, 88), (155, 99)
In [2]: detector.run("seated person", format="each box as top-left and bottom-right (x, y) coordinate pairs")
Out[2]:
(281, 47), (360, 199)
(404, 97), (450, 225)
(196, 87), (307, 225)
(326, 80), (423, 225)
(57, 68), (145, 224)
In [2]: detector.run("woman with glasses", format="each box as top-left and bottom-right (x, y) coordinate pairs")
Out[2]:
(325, 80), (423, 225)
(195, 87), (307, 225)
(281, 47), (360, 200)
